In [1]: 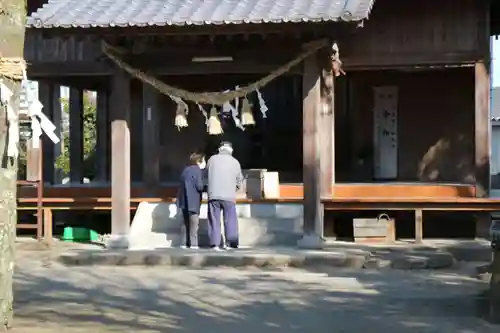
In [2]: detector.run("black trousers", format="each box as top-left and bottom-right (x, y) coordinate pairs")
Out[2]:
(182, 210), (199, 247)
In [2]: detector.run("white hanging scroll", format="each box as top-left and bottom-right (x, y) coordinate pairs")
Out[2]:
(373, 86), (398, 179)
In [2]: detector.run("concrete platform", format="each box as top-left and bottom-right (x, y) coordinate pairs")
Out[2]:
(128, 202), (304, 249)
(58, 245), (456, 270)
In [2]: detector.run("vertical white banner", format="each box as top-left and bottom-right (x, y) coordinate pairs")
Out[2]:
(373, 86), (399, 180)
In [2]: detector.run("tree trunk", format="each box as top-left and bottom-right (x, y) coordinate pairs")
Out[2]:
(0, 0), (26, 330)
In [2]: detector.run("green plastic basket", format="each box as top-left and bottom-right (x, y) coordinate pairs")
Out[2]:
(61, 227), (100, 242)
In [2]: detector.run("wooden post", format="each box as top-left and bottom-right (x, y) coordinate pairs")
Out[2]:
(319, 52), (335, 197)
(319, 51), (336, 239)
(69, 87), (84, 183)
(51, 84), (62, 184)
(95, 91), (109, 183)
(26, 139), (43, 240)
(298, 53), (324, 249)
(475, 62), (492, 239)
(415, 209), (423, 244)
(43, 208), (53, 245)
(142, 84), (160, 192)
(475, 62), (491, 198)
(39, 81), (55, 184)
(26, 139), (41, 182)
(107, 68), (131, 248)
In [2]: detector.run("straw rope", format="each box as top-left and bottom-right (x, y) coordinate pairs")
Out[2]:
(0, 57), (26, 81)
(101, 39), (328, 106)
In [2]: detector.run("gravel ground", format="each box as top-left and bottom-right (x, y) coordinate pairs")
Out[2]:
(9, 246), (498, 333)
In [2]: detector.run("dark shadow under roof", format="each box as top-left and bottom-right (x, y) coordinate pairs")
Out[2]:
(492, 0), (500, 36)
(26, 0), (376, 29)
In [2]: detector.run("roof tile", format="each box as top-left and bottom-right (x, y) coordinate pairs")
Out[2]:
(27, 0), (376, 28)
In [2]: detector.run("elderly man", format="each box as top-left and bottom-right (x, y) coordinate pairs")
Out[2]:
(206, 141), (243, 250)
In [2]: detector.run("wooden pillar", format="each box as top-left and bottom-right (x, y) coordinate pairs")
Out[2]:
(475, 62), (491, 197)
(142, 84), (160, 192)
(319, 53), (335, 196)
(108, 68), (131, 247)
(69, 87), (84, 183)
(414, 209), (423, 244)
(52, 85), (62, 184)
(39, 82), (62, 184)
(319, 51), (336, 238)
(26, 139), (41, 182)
(39, 81), (53, 184)
(95, 91), (109, 182)
(475, 62), (492, 238)
(298, 53), (324, 249)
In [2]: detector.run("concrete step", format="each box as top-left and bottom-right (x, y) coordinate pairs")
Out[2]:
(130, 201), (302, 248)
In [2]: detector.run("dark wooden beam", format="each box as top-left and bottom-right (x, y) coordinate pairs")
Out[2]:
(342, 52), (482, 70)
(109, 67), (131, 238)
(38, 80), (55, 184)
(51, 83), (63, 183)
(69, 87), (84, 183)
(474, 62), (491, 198)
(299, 53), (324, 248)
(142, 84), (160, 192)
(95, 90), (109, 182)
(130, 84), (143, 182)
(27, 59), (303, 77)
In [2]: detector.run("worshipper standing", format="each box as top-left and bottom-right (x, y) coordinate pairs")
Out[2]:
(206, 141), (244, 250)
(176, 152), (206, 249)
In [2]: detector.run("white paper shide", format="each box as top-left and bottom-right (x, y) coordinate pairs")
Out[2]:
(0, 72), (60, 157)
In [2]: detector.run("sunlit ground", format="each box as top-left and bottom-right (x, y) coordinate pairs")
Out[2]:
(10, 253), (497, 333)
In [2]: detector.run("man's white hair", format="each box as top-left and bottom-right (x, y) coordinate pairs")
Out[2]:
(219, 144), (233, 154)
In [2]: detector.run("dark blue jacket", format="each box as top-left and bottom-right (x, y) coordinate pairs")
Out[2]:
(176, 165), (203, 214)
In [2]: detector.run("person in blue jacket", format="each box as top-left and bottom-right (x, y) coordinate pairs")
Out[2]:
(177, 152), (206, 249)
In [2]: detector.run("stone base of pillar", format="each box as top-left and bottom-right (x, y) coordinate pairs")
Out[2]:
(105, 234), (130, 250)
(297, 233), (325, 249)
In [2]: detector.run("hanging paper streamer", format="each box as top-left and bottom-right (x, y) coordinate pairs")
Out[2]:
(30, 114), (42, 149)
(197, 103), (208, 125)
(0, 81), (19, 158)
(256, 89), (268, 119)
(222, 99), (244, 131)
(21, 70), (60, 149)
(170, 94), (188, 129)
(241, 97), (255, 126)
(102, 39), (333, 133)
(207, 106), (223, 135)
(230, 86), (244, 130)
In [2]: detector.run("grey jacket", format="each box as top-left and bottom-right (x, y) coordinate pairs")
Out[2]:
(206, 151), (243, 202)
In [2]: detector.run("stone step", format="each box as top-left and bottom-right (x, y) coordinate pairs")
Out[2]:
(129, 232), (171, 250)
(130, 201), (303, 248)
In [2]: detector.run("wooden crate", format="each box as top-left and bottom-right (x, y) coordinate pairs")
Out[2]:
(353, 214), (395, 243)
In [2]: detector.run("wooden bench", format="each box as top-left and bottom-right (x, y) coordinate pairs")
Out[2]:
(322, 197), (500, 243)
(19, 195), (500, 245)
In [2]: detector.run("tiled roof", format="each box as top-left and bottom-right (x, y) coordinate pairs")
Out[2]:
(27, 0), (376, 28)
